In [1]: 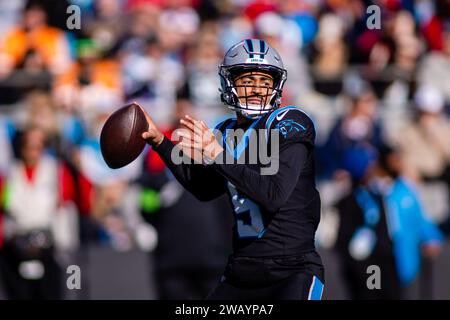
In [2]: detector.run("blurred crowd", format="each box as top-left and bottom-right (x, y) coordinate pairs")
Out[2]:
(0, 0), (450, 300)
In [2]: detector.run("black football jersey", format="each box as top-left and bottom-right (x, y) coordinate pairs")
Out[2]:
(154, 106), (321, 258)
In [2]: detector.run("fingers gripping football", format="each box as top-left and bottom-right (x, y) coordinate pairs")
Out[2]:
(138, 104), (165, 146)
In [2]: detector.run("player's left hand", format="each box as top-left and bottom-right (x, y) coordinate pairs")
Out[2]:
(178, 115), (223, 164)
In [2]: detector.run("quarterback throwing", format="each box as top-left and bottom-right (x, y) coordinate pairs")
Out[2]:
(141, 39), (324, 300)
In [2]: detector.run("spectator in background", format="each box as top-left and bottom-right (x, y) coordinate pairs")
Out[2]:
(379, 145), (443, 288)
(333, 143), (398, 300)
(0, 0), (72, 78)
(310, 13), (348, 97)
(8, 88), (84, 167)
(334, 144), (443, 299)
(218, 8), (253, 53)
(418, 19), (450, 105)
(120, 34), (185, 126)
(15, 91), (61, 157)
(394, 86), (450, 185)
(53, 38), (123, 118)
(277, 0), (319, 48)
(183, 26), (229, 125)
(157, 0), (200, 53)
(85, 0), (125, 54)
(391, 10), (423, 76)
(0, 127), (76, 299)
(319, 86), (383, 179)
(394, 85), (450, 235)
(10, 91), (90, 250)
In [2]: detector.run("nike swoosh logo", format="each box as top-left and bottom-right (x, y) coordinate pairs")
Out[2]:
(276, 109), (290, 121)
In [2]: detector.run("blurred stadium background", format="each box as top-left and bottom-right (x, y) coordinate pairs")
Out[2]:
(1, 0), (450, 300)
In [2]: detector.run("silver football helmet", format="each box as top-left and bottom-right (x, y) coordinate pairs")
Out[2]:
(219, 39), (287, 119)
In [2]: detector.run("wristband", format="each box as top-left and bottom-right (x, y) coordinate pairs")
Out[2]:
(154, 134), (165, 147)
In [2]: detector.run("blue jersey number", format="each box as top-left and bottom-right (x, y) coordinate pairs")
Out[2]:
(227, 182), (265, 238)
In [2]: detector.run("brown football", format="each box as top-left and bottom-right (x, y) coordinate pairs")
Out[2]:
(100, 103), (149, 169)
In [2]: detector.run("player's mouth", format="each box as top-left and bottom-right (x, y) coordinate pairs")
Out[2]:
(247, 98), (263, 104)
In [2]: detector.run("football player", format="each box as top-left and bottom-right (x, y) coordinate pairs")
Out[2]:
(141, 39), (324, 300)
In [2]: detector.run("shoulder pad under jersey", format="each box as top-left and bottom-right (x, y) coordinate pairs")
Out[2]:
(265, 106), (316, 146)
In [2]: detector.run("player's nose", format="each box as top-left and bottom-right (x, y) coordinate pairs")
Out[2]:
(251, 84), (264, 95)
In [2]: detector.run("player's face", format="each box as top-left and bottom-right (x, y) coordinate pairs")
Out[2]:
(234, 71), (274, 107)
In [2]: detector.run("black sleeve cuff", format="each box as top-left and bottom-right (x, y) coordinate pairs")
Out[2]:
(152, 136), (175, 156)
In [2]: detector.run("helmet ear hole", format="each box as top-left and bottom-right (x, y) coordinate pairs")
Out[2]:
(221, 92), (232, 104)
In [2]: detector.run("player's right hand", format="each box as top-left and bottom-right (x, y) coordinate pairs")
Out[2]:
(138, 104), (165, 146)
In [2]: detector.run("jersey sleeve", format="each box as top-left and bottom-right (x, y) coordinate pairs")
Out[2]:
(265, 107), (316, 149)
(153, 136), (227, 202)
